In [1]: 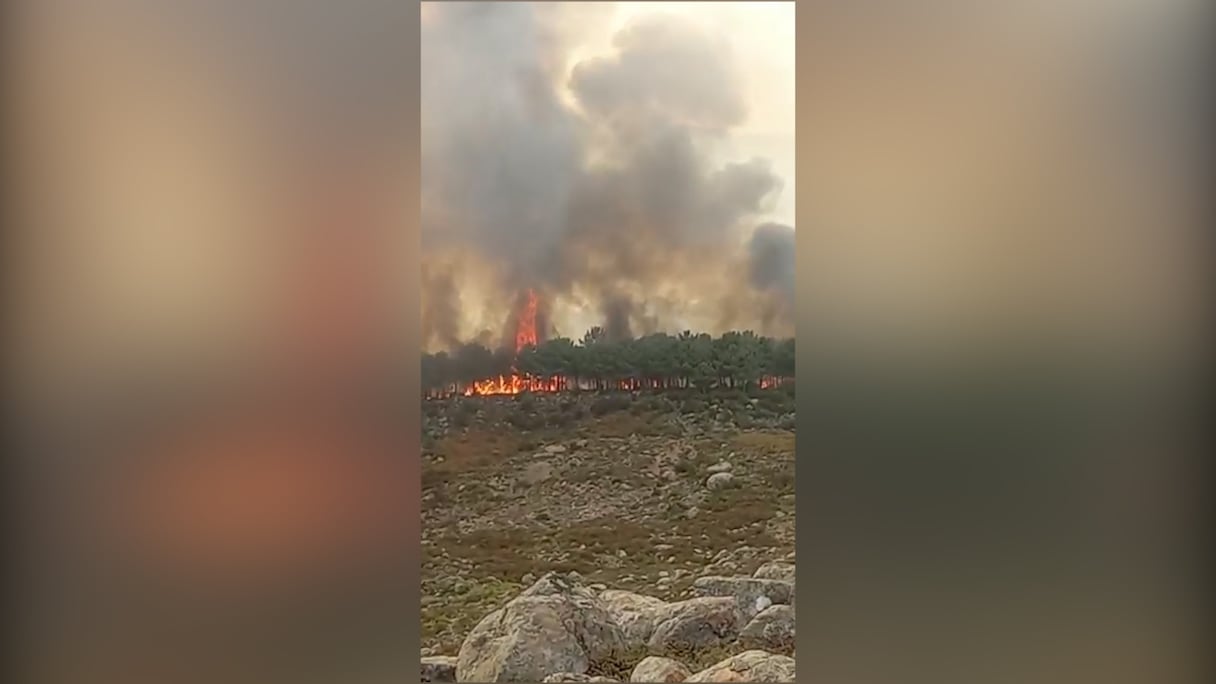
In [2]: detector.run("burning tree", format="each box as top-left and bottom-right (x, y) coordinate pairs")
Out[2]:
(421, 311), (795, 399)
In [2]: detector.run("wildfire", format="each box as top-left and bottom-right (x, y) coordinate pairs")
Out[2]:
(464, 288), (546, 397)
(448, 288), (789, 398)
(514, 289), (538, 351)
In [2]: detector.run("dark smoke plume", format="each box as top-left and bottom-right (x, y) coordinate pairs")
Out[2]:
(421, 3), (794, 351)
(747, 222), (796, 326)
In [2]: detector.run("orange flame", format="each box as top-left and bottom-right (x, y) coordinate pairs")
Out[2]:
(514, 289), (538, 352)
(463, 288), (544, 396)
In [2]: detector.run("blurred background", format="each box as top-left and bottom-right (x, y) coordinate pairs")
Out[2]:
(796, 2), (1210, 683)
(6, 1), (419, 682)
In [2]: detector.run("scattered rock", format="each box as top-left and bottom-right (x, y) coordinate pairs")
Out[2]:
(421, 655), (458, 682)
(544, 445), (568, 454)
(629, 656), (692, 683)
(705, 472), (734, 490)
(738, 605), (795, 654)
(684, 650), (796, 682)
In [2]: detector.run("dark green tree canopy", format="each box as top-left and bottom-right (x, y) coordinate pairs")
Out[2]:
(422, 329), (795, 396)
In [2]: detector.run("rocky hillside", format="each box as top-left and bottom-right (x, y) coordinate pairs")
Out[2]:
(422, 569), (795, 682)
(422, 389), (796, 681)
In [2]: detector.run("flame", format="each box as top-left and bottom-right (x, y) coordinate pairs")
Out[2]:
(514, 289), (538, 352)
(440, 289), (791, 397)
(463, 288), (544, 397)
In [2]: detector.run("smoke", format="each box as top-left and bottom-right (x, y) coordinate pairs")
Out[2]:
(421, 2), (794, 351)
(747, 222), (796, 327)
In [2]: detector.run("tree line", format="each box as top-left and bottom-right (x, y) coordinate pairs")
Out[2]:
(422, 327), (795, 397)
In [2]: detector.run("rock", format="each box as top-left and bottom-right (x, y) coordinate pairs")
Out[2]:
(685, 650), (796, 682)
(421, 655), (458, 682)
(456, 572), (630, 682)
(752, 561), (796, 582)
(629, 656), (692, 683)
(738, 605), (795, 654)
(691, 576), (794, 619)
(705, 472), (734, 490)
(544, 445), (568, 454)
(646, 597), (743, 657)
(751, 595), (772, 615)
(542, 673), (619, 682)
(706, 461), (733, 474)
(599, 590), (668, 649)
(522, 461), (554, 485)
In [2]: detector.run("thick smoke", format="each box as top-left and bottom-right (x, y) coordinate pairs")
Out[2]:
(421, 3), (794, 351)
(747, 222), (796, 327)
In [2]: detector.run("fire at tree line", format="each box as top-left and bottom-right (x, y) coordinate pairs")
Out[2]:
(422, 327), (795, 399)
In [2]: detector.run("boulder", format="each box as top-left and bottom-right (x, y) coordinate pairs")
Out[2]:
(646, 597), (743, 658)
(751, 561), (795, 583)
(691, 576), (793, 620)
(599, 590), (668, 649)
(738, 605), (795, 655)
(421, 655), (458, 682)
(705, 472), (734, 490)
(629, 656), (692, 683)
(541, 674), (619, 682)
(456, 572), (630, 682)
(685, 650), (796, 682)
(521, 461), (554, 485)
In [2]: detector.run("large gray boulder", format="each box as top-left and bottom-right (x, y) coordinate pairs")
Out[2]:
(737, 604), (795, 655)
(646, 597), (743, 658)
(691, 576), (794, 620)
(456, 572), (630, 682)
(598, 589), (669, 650)
(684, 650), (796, 682)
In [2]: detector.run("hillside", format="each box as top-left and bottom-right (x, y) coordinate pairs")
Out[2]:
(421, 388), (796, 667)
